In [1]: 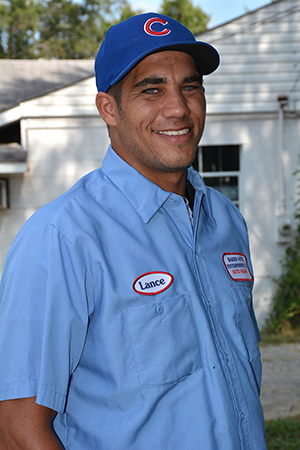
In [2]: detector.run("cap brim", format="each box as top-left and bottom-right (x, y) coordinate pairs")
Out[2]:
(155, 41), (220, 76)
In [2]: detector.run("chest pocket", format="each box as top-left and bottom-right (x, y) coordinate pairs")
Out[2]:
(123, 293), (202, 388)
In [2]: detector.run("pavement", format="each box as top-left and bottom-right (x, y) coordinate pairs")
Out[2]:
(260, 343), (300, 420)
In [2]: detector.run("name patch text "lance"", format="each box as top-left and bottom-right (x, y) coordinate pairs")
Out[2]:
(133, 272), (173, 295)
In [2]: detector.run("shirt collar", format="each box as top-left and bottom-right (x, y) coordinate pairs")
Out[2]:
(102, 145), (170, 223)
(102, 145), (215, 225)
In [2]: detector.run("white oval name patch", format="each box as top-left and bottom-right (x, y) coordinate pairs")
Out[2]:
(133, 272), (173, 295)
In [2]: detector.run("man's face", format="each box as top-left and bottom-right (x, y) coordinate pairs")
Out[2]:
(109, 51), (206, 183)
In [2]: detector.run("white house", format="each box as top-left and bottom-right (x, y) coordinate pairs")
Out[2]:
(1, 0), (300, 325)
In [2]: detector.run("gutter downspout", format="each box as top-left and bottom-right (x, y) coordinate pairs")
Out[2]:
(277, 94), (288, 217)
(276, 94), (292, 242)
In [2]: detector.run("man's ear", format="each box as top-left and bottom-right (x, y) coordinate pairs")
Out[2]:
(95, 92), (118, 126)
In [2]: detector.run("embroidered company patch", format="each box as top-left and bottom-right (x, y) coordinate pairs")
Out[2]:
(222, 253), (253, 281)
(133, 272), (173, 295)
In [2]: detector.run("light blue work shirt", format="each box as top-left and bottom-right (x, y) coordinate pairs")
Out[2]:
(0, 145), (266, 449)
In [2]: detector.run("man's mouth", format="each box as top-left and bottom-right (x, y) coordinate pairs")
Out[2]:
(154, 128), (190, 136)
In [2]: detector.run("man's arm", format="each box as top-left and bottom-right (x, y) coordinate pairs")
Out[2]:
(0, 397), (64, 450)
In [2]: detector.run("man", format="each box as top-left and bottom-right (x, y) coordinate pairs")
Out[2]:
(0, 13), (266, 450)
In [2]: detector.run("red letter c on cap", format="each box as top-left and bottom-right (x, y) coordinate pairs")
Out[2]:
(144, 17), (171, 36)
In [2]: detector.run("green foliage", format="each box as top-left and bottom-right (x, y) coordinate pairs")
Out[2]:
(0, 0), (42, 58)
(265, 416), (300, 450)
(37, 0), (88, 58)
(264, 162), (300, 334)
(264, 220), (300, 333)
(159, 0), (210, 34)
(0, 0), (138, 59)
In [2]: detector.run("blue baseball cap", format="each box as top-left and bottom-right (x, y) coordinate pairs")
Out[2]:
(95, 13), (220, 92)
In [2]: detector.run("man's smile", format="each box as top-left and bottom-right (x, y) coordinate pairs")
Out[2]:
(154, 128), (190, 136)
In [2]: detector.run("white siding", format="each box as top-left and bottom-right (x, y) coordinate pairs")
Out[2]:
(198, 0), (300, 114)
(18, 78), (98, 118)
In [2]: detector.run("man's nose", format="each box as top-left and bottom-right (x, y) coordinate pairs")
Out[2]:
(161, 89), (191, 119)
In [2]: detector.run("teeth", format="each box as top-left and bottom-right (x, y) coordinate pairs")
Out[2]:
(156, 128), (189, 136)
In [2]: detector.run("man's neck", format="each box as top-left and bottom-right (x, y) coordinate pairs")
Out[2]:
(145, 169), (188, 196)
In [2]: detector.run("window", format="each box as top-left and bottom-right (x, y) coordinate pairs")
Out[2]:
(193, 145), (240, 208)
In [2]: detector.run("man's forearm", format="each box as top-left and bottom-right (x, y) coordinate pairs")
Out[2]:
(0, 397), (64, 450)
(0, 429), (64, 450)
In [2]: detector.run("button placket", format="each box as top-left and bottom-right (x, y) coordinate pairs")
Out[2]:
(165, 195), (194, 247)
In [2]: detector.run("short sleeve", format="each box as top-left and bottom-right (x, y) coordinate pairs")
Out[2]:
(0, 224), (90, 413)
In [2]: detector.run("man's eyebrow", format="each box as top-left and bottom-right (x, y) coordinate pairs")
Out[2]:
(134, 74), (203, 89)
(184, 75), (203, 83)
(134, 77), (166, 88)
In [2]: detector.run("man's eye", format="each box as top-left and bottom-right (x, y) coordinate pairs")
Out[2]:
(143, 88), (159, 94)
(183, 85), (204, 92)
(183, 85), (195, 91)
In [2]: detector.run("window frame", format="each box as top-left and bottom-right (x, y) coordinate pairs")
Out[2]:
(195, 145), (241, 209)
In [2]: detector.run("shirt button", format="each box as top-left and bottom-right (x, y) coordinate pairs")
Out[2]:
(173, 198), (180, 205)
(240, 411), (245, 420)
(155, 305), (164, 315)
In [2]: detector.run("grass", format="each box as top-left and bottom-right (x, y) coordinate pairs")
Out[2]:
(260, 329), (300, 346)
(265, 415), (300, 450)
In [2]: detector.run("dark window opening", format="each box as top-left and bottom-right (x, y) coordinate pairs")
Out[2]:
(0, 121), (21, 145)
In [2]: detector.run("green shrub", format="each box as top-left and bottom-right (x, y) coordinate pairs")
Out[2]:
(264, 160), (300, 334)
(264, 215), (300, 334)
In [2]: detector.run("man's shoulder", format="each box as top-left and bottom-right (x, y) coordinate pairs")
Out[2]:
(203, 185), (247, 234)
(21, 168), (106, 234)
(206, 185), (241, 213)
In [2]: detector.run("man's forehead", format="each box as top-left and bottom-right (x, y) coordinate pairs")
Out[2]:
(127, 50), (200, 84)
